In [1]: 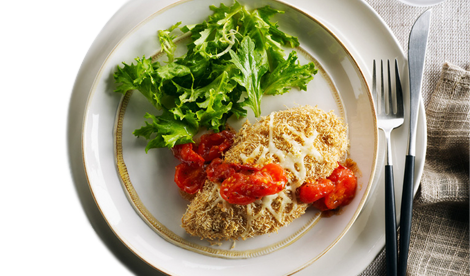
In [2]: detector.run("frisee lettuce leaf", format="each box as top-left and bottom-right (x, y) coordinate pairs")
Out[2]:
(262, 51), (318, 96)
(113, 1), (317, 150)
(158, 22), (182, 63)
(133, 110), (198, 152)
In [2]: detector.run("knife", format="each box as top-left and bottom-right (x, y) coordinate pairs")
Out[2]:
(398, 9), (432, 276)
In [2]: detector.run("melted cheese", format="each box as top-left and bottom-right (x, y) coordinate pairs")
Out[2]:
(267, 112), (322, 189)
(240, 144), (270, 164)
(210, 183), (229, 211)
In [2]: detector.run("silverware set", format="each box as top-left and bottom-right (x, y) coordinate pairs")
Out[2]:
(372, 9), (432, 276)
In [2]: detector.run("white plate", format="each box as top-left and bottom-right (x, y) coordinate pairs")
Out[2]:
(396, 0), (446, 7)
(72, 0), (426, 275)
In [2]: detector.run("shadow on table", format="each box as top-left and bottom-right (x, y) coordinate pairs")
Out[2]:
(66, 14), (166, 274)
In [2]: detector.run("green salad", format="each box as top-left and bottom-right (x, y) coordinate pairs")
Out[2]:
(113, 1), (318, 151)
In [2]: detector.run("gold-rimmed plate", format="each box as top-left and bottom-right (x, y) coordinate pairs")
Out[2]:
(81, 0), (378, 274)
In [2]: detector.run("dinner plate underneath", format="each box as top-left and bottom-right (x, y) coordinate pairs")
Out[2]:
(397, 0), (446, 7)
(71, 0), (426, 275)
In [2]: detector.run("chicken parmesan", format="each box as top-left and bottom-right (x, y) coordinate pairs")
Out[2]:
(172, 105), (356, 241)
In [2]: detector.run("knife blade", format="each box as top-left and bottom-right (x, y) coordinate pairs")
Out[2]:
(398, 9), (432, 276)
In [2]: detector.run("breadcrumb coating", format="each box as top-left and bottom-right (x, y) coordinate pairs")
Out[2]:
(181, 105), (348, 240)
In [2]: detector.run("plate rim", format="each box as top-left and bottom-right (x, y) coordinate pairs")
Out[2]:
(396, 0), (446, 7)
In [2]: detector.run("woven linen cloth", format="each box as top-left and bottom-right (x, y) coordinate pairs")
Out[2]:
(360, 62), (470, 275)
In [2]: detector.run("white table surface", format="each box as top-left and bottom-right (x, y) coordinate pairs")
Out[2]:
(0, 1), (137, 275)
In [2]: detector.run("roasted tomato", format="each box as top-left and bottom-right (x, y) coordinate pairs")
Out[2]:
(219, 173), (256, 205)
(299, 179), (335, 204)
(172, 143), (205, 167)
(254, 163), (287, 196)
(206, 158), (261, 183)
(219, 163), (287, 205)
(323, 165), (357, 209)
(174, 163), (207, 194)
(171, 132), (289, 202)
(310, 164), (357, 211)
(171, 131), (235, 195)
(311, 197), (330, 212)
(197, 130), (236, 162)
(206, 158), (236, 182)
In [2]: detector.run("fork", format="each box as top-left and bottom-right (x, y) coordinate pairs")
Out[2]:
(372, 59), (404, 276)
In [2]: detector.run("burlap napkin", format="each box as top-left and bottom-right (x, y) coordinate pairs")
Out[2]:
(360, 62), (470, 275)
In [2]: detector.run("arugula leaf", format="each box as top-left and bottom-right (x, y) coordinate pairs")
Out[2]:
(229, 36), (269, 117)
(262, 51), (318, 96)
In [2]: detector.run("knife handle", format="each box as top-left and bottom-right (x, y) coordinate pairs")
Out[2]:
(385, 165), (398, 276)
(398, 155), (415, 276)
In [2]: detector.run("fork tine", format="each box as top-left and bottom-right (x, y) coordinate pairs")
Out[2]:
(380, 60), (385, 114)
(387, 60), (394, 115)
(395, 59), (404, 117)
(372, 60), (377, 108)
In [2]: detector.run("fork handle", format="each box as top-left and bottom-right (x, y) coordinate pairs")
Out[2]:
(398, 155), (415, 276)
(385, 165), (398, 276)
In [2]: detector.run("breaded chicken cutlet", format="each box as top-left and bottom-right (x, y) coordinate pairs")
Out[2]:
(181, 105), (348, 240)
